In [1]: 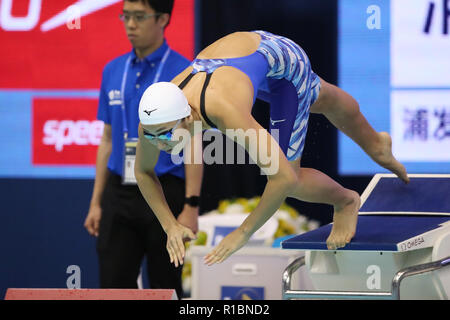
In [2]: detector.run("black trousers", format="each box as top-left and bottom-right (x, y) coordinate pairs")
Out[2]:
(97, 171), (185, 298)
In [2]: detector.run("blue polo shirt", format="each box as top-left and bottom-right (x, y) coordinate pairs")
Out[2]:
(97, 40), (189, 178)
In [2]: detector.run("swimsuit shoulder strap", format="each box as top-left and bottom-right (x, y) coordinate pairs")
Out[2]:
(178, 71), (217, 129)
(178, 72), (195, 89)
(200, 73), (217, 129)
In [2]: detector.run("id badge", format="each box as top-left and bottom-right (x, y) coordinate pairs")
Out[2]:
(122, 138), (138, 185)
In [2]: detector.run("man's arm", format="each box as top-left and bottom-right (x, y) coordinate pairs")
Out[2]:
(84, 124), (112, 236)
(134, 124), (196, 267)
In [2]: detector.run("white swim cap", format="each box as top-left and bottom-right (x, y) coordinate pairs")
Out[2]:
(138, 82), (191, 125)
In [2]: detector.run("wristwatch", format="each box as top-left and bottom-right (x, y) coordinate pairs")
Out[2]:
(185, 196), (200, 207)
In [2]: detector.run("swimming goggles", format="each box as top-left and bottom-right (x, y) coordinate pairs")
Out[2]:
(142, 118), (182, 141)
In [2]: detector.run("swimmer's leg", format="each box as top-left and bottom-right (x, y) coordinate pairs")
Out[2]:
(287, 159), (360, 250)
(310, 78), (409, 183)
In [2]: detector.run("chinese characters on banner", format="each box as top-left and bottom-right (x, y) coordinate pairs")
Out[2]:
(391, 91), (450, 161)
(391, 0), (450, 162)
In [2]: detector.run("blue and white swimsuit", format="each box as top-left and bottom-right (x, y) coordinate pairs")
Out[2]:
(178, 30), (321, 161)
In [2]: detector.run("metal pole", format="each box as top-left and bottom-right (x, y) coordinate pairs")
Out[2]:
(282, 256), (305, 299)
(283, 290), (393, 300)
(391, 255), (450, 300)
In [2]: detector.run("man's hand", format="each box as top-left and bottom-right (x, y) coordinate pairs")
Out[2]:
(204, 227), (250, 266)
(84, 204), (102, 237)
(166, 222), (197, 267)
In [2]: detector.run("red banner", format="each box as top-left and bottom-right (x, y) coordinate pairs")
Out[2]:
(0, 0), (194, 89)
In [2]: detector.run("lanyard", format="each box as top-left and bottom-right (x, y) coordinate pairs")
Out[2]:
(121, 47), (171, 139)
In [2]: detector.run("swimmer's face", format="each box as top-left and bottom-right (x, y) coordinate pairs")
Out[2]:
(141, 118), (189, 153)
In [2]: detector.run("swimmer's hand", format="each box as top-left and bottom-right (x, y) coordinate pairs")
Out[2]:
(166, 222), (196, 267)
(204, 227), (250, 266)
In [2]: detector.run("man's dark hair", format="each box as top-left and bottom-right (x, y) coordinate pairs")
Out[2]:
(125, 0), (175, 26)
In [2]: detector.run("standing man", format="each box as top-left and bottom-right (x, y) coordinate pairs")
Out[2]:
(84, 0), (202, 299)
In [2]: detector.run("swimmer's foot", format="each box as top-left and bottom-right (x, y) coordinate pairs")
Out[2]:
(370, 132), (410, 184)
(326, 191), (360, 250)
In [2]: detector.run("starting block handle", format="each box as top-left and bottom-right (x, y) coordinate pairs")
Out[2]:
(281, 257), (392, 300)
(392, 255), (450, 299)
(282, 255), (450, 300)
(282, 256), (305, 296)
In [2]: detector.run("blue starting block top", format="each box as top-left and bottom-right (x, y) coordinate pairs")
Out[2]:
(282, 175), (450, 251)
(282, 215), (450, 251)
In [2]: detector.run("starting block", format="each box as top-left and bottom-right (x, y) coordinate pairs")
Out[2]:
(4, 288), (178, 300)
(281, 174), (450, 300)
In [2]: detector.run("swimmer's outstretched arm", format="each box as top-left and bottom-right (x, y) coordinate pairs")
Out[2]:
(203, 106), (298, 265)
(134, 125), (196, 267)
